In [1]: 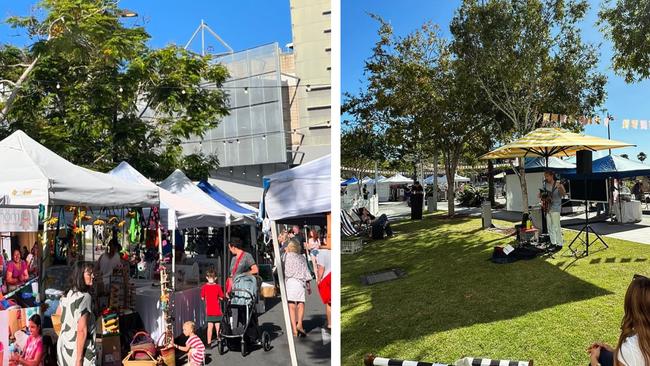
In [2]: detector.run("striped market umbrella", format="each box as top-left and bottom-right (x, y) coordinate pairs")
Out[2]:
(480, 127), (633, 161)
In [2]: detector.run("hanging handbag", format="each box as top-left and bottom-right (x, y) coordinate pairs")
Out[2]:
(225, 253), (245, 294)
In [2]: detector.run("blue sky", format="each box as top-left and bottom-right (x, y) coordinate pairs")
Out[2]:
(342, 0), (650, 162)
(0, 1), (292, 58)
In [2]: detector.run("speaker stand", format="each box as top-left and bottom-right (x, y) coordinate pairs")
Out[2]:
(568, 183), (608, 256)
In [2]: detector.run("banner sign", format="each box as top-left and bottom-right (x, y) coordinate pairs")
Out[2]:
(0, 207), (39, 232)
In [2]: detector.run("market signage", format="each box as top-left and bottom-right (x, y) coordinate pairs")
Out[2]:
(0, 207), (39, 232)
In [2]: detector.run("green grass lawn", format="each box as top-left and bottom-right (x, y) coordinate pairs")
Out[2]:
(341, 213), (650, 366)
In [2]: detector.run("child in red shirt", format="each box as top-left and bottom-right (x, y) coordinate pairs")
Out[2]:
(200, 268), (224, 347)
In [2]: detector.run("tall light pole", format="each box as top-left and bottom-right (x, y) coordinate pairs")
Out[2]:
(607, 113), (614, 156)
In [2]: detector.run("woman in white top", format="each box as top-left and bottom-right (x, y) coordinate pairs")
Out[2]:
(95, 239), (123, 289)
(588, 275), (650, 366)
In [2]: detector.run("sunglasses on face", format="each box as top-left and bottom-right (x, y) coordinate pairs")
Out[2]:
(633, 273), (648, 280)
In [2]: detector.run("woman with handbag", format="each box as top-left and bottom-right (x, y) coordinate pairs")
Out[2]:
(225, 237), (258, 296)
(56, 261), (96, 366)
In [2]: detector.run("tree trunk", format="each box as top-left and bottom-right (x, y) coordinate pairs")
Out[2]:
(0, 56), (40, 124)
(487, 159), (495, 207)
(518, 157), (530, 214)
(445, 160), (456, 217)
(432, 152), (438, 211)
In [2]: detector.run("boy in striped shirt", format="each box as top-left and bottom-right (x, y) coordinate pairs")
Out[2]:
(173, 321), (205, 366)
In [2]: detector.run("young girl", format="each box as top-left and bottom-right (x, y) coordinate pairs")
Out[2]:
(306, 229), (321, 278)
(200, 268), (224, 348)
(173, 321), (205, 366)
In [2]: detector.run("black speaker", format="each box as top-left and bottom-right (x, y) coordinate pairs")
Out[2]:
(576, 150), (592, 175)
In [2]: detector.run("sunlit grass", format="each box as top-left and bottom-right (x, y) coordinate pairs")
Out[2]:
(341, 213), (650, 366)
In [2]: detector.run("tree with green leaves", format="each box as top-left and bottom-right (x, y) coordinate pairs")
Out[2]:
(340, 120), (386, 195)
(0, 0), (229, 180)
(450, 0), (607, 213)
(344, 15), (515, 216)
(600, 0), (650, 82)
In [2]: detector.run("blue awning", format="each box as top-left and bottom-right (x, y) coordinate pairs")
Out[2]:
(341, 177), (358, 186)
(197, 180), (256, 216)
(563, 155), (650, 179)
(505, 157), (576, 175)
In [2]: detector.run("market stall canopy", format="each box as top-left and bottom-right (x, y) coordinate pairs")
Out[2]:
(383, 173), (413, 184)
(108, 162), (228, 229)
(522, 157), (576, 172)
(341, 177), (358, 186)
(264, 155), (331, 220)
(197, 180), (258, 217)
(425, 174), (470, 185)
(0, 130), (159, 207)
(503, 157), (576, 175)
(480, 128), (634, 160)
(347, 176), (375, 186)
(563, 155), (650, 179)
(160, 170), (241, 226)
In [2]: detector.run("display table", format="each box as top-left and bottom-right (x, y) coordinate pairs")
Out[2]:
(613, 201), (643, 223)
(134, 283), (205, 341)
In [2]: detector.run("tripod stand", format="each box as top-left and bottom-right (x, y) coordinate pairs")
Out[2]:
(568, 177), (608, 256)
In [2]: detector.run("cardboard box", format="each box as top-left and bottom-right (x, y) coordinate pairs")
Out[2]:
(98, 334), (121, 366)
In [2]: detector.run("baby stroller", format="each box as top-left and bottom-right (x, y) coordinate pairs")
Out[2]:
(218, 274), (272, 356)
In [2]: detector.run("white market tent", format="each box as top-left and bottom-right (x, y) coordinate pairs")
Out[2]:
(108, 161), (228, 229)
(263, 154), (331, 366)
(0, 130), (159, 207)
(378, 173), (413, 202)
(107, 162), (229, 342)
(160, 170), (258, 226)
(383, 173), (414, 184)
(264, 154), (331, 221)
(426, 174), (471, 186)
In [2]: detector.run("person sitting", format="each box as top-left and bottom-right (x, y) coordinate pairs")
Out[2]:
(587, 274), (650, 366)
(6, 248), (29, 292)
(358, 207), (393, 239)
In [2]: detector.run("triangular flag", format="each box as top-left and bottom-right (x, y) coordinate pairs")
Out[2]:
(594, 116), (600, 124)
(543, 113), (550, 123)
(632, 119), (639, 129)
(641, 120), (648, 130)
(560, 115), (567, 124)
(550, 113), (557, 123)
(623, 119), (630, 129)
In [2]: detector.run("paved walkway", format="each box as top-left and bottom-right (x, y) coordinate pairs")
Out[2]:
(191, 289), (330, 366)
(379, 201), (650, 245)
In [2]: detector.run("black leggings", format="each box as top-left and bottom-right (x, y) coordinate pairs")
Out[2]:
(371, 214), (393, 238)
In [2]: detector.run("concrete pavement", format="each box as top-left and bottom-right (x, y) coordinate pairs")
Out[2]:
(379, 200), (650, 245)
(182, 288), (330, 365)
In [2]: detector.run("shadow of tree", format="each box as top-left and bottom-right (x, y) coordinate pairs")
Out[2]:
(342, 215), (616, 365)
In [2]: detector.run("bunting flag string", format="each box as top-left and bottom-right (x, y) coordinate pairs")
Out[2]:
(540, 112), (650, 130)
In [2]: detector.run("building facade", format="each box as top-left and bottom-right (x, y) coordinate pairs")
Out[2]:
(184, 1), (331, 204)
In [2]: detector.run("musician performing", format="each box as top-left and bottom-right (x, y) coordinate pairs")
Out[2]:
(540, 170), (566, 251)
